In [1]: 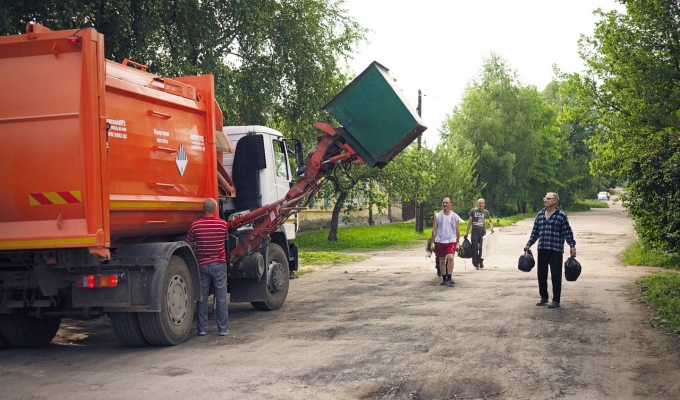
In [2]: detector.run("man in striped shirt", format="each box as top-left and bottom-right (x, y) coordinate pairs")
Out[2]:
(186, 198), (230, 336)
(524, 192), (577, 309)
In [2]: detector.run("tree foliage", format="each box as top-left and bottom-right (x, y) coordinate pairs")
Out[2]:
(1, 0), (365, 144)
(563, 0), (680, 251)
(441, 54), (567, 215)
(423, 142), (478, 224)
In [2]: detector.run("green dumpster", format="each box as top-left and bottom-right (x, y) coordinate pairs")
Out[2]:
(323, 61), (427, 168)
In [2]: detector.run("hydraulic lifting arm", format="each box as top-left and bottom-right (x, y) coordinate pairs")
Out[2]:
(226, 122), (363, 265)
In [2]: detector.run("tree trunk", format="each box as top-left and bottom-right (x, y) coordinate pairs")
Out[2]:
(328, 190), (349, 241)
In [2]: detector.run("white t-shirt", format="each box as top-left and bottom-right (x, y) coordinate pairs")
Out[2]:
(435, 211), (460, 243)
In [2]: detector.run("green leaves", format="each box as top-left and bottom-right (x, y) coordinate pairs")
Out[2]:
(570, 0), (680, 252)
(441, 53), (566, 215)
(1, 1), (366, 144)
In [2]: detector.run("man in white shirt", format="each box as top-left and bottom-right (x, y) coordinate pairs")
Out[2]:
(431, 197), (461, 287)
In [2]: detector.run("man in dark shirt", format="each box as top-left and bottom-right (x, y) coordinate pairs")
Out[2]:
(186, 198), (230, 336)
(464, 198), (494, 269)
(524, 192), (576, 309)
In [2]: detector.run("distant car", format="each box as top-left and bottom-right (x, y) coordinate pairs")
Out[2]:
(598, 191), (610, 201)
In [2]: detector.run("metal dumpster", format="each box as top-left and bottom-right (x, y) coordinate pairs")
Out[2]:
(323, 61), (427, 168)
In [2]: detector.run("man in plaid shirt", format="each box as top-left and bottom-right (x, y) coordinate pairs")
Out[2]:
(524, 192), (576, 309)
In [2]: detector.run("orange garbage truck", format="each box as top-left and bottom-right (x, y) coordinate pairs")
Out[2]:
(0, 24), (426, 347)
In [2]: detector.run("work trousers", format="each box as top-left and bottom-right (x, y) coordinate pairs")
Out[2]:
(471, 226), (486, 267)
(197, 262), (229, 333)
(537, 249), (564, 303)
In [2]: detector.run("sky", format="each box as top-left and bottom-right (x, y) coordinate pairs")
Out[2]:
(341, 0), (626, 148)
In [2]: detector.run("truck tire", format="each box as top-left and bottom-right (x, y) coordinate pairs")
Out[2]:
(110, 312), (148, 347)
(252, 244), (289, 311)
(0, 309), (61, 348)
(138, 255), (194, 345)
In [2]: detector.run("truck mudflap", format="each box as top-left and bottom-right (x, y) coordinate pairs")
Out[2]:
(72, 242), (200, 311)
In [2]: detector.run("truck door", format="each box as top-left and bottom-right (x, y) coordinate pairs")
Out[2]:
(272, 138), (291, 201)
(272, 138), (297, 236)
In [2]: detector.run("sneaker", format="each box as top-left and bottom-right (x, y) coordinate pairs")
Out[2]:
(197, 330), (207, 336)
(548, 301), (560, 309)
(218, 330), (230, 336)
(479, 261), (485, 269)
(440, 280), (448, 285)
(536, 298), (548, 306)
(448, 280), (455, 287)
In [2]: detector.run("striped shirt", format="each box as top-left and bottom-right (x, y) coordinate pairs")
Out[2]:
(526, 208), (576, 253)
(186, 217), (228, 267)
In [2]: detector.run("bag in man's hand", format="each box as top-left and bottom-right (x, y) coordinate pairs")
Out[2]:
(457, 236), (473, 259)
(564, 256), (582, 281)
(518, 249), (535, 272)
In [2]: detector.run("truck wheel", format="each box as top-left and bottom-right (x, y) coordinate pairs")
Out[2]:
(251, 244), (289, 311)
(0, 309), (61, 348)
(110, 312), (148, 347)
(138, 255), (194, 345)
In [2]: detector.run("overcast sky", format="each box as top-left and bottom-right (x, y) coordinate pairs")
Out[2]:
(341, 0), (626, 148)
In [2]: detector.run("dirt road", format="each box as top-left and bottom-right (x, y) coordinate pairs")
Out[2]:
(1, 201), (679, 399)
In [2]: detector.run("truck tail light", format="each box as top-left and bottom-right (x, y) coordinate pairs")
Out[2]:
(74, 274), (119, 288)
(67, 36), (81, 47)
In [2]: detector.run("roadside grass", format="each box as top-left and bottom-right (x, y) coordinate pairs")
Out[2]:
(624, 240), (680, 335)
(294, 222), (430, 252)
(623, 240), (680, 269)
(636, 272), (680, 335)
(577, 199), (609, 209)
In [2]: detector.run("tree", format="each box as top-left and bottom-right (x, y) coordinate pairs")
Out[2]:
(1, 0), (366, 145)
(441, 54), (565, 215)
(563, 0), (680, 252)
(381, 144), (437, 217)
(423, 141), (478, 224)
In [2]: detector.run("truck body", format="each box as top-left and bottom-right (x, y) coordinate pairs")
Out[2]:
(0, 25), (425, 348)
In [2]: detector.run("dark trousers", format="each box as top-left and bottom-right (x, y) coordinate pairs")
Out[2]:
(537, 249), (563, 303)
(471, 226), (485, 266)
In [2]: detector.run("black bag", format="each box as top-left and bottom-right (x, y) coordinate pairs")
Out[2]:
(518, 249), (535, 272)
(564, 256), (582, 281)
(457, 237), (473, 259)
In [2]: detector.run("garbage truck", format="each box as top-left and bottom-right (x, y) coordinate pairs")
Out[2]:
(0, 24), (426, 348)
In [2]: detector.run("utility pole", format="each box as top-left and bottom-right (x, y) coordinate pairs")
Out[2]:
(415, 90), (424, 233)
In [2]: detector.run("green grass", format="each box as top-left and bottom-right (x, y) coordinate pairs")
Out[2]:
(623, 240), (680, 335)
(293, 249), (369, 277)
(299, 251), (368, 266)
(578, 199), (609, 209)
(636, 272), (680, 335)
(622, 240), (680, 269)
(293, 222), (430, 252)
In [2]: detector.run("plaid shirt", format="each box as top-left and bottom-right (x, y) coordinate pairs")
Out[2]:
(526, 208), (576, 252)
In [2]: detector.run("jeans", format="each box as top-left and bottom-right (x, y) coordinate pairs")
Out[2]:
(197, 262), (229, 333)
(537, 249), (563, 303)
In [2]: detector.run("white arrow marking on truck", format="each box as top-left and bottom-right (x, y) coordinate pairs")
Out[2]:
(176, 144), (188, 176)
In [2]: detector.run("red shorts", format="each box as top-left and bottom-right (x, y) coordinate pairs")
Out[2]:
(435, 242), (457, 258)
